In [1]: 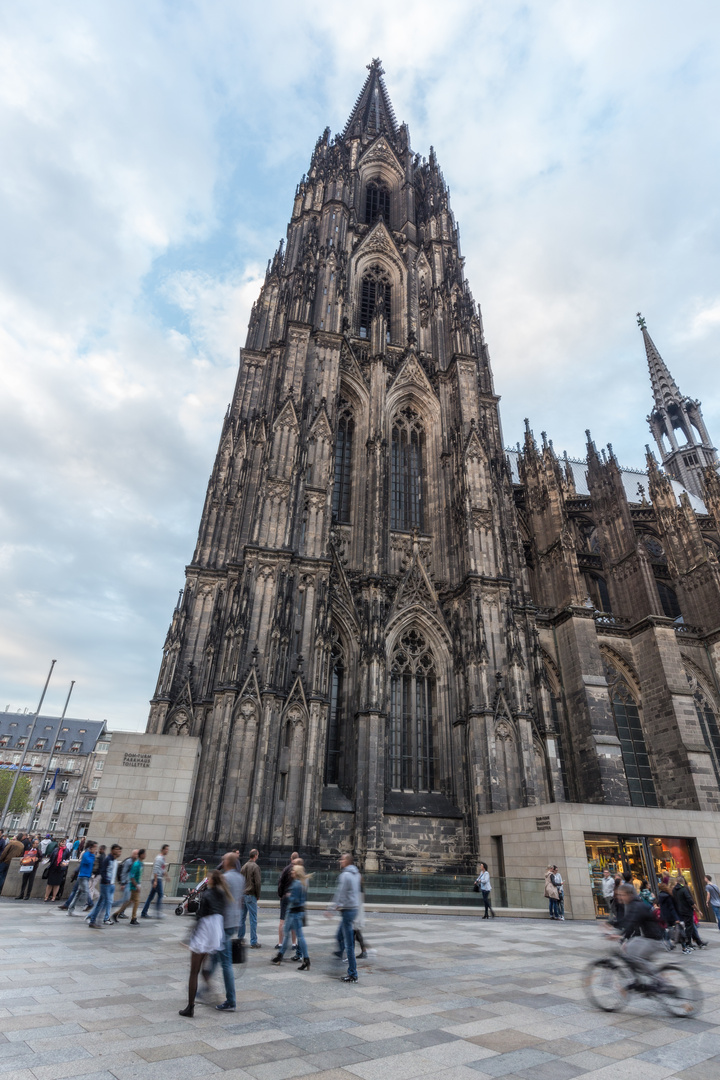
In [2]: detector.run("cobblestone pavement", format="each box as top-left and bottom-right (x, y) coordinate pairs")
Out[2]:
(2, 900), (720, 1080)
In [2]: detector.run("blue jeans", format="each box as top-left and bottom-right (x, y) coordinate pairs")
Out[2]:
(239, 895), (258, 944)
(208, 926), (237, 1006)
(89, 883), (115, 924)
(142, 878), (164, 917)
(711, 902), (720, 929)
(339, 908), (357, 978)
(549, 898), (560, 918)
(0, 862), (10, 894)
(280, 911), (308, 959)
(68, 877), (91, 913)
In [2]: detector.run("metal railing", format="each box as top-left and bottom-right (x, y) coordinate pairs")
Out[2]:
(164, 863), (550, 910)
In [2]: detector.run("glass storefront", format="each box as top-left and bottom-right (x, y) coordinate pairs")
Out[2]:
(586, 832), (704, 918)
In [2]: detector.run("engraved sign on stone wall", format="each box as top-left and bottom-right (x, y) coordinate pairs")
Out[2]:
(123, 752), (151, 768)
(536, 815), (551, 831)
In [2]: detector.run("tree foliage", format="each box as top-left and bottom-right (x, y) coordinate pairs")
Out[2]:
(0, 770), (33, 815)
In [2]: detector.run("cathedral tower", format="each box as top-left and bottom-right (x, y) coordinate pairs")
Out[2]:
(641, 313), (718, 498)
(147, 61), (566, 868)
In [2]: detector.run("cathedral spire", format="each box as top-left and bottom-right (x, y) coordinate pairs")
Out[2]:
(638, 313), (719, 499)
(637, 312), (682, 412)
(343, 58), (397, 139)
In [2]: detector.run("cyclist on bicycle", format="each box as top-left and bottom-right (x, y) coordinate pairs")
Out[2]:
(613, 883), (664, 986)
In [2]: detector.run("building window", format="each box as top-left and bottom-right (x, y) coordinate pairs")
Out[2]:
(549, 695), (571, 801)
(611, 682), (658, 807)
(359, 264), (391, 340)
(54, 741), (64, 752)
(0, 737), (8, 748)
(389, 629), (437, 792)
(365, 180), (390, 225)
(95, 760), (104, 772)
(324, 638), (344, 785)
(332, 404), (354, 524)
(66, 759), (75, 771)
(85, 798), (95, 812)
(49, 757), (57, 769)
(585, 574), (612, 613)
(96, 740), (109, 753)
(31, 816), (40, 830)
(49, 818), (58, 831)
(91, 778), (100, 790)
(33, 739), (46, 750)
(70, 742), (81, 752)
(17, 739), (26, 749)
(43, 779), (51, 792)
(657, 581), (682, 620)
(60, 780), (69, 794)
(53, 799), (63, 815)
(391, 406), (425, 532)
(11, 815), (21, 829)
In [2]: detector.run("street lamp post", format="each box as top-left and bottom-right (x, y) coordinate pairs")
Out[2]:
(0, 660), (56, 830)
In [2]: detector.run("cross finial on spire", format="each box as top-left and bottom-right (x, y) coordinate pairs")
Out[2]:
(368, 57), (385, 76)
(637, 312), (646, 329)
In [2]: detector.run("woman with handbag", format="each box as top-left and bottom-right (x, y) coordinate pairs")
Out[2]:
(17, 841), (39, 900)
(179, 869), (231, 1017)
(544, 866), (560, 920)
(475, 862), (494, 919)
(44, 840), (69, 902)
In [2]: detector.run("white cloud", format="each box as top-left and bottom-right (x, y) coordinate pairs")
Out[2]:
(1, 0), (719, 725)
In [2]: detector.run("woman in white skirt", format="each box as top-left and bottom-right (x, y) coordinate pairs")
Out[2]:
(179, 869), (231, 1017)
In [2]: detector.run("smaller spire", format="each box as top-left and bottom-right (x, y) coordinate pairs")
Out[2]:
(639, 314), (682, 412)
(343, 58), (398, 139)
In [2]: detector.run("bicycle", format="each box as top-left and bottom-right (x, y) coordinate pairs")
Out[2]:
(585, 946), (702, 1018)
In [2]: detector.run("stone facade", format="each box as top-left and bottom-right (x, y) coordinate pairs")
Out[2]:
(90, 731), (201, 855)
(147, 61), (720, 872)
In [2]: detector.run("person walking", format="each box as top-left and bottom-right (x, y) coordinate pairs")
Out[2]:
(239, 850), (261, 948)
(705, 874), (720, 931)
(112, 849), (145, 924)
(203, 852), (245, 1011)
(673, 875), (707, 950)
(179, 868), (230, 1017)
(88, 844), (122, 928)
(44, 839), (70, 902)
(0, 834), (26, 894)
(476, 862), (495, 919)
(115, 849), (137, 917)
(17, 840), (39, 900)
(552, 866), (565, 920)
(71, 837), (80, 859)
(600, 868), (615, 916)
(327, 853), (361, 983)
(276, 851), (299, 954)
(657, 874), (684, 950)
(141, 844), (169, 920)
(67, 842), (97, 915)
(271, 863), (311, 970)
(544, 866), (560, 920)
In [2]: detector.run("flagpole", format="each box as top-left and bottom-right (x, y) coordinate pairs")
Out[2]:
(0, 660), (56, 830)
(35, 680), (75, 835)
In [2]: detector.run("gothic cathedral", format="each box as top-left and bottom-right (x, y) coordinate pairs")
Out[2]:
(147, 61), (720, 870)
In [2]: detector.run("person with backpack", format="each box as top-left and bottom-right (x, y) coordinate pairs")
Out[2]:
(113, 850), (146, 925)
(116, 849), (138, 918)
(705, 874), (720, 930)
(673, 875), (707, 951)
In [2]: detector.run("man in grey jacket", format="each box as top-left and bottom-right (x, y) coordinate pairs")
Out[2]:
(202, 852), (245, 1012)
(328, 853), (361, 982)
(141, 845), (169, 919)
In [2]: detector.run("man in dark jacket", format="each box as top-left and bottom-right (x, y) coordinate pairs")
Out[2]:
(617, 884), (664, 982)
(673, 876), (707, 950)
(276, 851), (299, 954)
(239, 850), (261, 947)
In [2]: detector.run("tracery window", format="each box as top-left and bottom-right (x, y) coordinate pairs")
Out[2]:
(324, 637), (344, 785)
(359, 264), (391, 341)
(389, 629), (437, 792)
(610, 682), (657, 806)
(585, 573), (612, 613)
(332, 402), (354, 524)
(365, 180), (390, 226)
(657, 580), (681, 620)
(391, 406), (424, 532)
(687, 670), (720, 785)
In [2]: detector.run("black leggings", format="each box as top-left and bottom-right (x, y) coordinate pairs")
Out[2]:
(482, 889), (494, 916)
(19, 869), (36, 898)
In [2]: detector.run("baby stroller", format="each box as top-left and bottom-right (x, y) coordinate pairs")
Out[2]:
(174, 858), (208, 916)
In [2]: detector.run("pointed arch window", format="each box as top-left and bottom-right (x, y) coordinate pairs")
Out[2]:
(359, 264), (391, 341)
(657, 580), (681, 620)
(365, 180), (390, 226)
(389, 629), (437, 792)
(687, 671), (720, 784)
(325, 637), (344, 785)
(391, 406), (425, 532)
(332, 402), (354, 524)
(610, 680), (658, 807)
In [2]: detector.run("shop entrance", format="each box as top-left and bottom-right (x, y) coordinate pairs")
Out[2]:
(585, 833), (704, 918)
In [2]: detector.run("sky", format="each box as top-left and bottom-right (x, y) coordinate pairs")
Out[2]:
(1, 1), (719, 730)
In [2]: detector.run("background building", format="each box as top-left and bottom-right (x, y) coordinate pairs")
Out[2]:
(147, 63), (720, 904)
(0, 712), (109, 837)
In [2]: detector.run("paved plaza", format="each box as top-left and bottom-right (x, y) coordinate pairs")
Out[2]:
(2, 900), (720, 1080)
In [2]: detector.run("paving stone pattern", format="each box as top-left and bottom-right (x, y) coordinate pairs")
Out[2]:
(2, 900), (720, 1080)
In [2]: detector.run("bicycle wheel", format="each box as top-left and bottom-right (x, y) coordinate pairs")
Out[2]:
(585, 957), (630, 1012)
(657, 964), (703, 1018)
